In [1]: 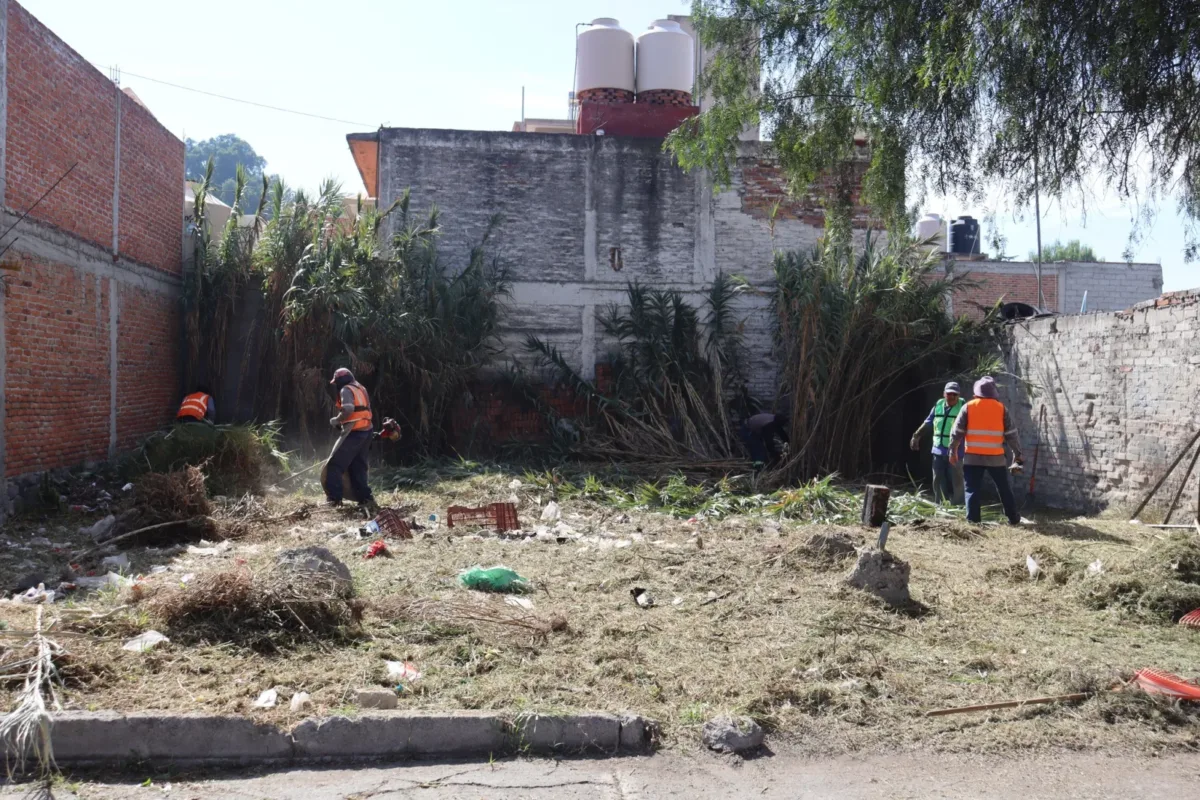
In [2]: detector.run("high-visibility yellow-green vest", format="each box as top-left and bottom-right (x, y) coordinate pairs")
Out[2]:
(933, 398), (964, 449)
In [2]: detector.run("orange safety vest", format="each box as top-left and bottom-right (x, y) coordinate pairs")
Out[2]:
(963, 397), (1007, 456)
(177, 392), (210, 421)
(341, 382), (373, 432)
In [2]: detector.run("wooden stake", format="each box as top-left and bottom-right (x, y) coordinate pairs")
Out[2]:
(925, 692), (1092, 717)
(1130, 427), (1200, 521)
(862, 485), (891, 527)
(1165, 441), (1200, 524)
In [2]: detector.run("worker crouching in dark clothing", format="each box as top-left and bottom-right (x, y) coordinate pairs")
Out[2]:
(742, 413), (789, 468)
(325, 368), (376, 511)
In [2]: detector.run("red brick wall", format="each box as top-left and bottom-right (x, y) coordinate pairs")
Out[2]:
(2, 3), (184, 480)
(118, 97), (184, 274)
(739, 156), (874, 230)
(3, 254), (113, 476)
(952, 270), (1058, 320)
(4, 3), (117, 248)
(116, 287), (179, 449)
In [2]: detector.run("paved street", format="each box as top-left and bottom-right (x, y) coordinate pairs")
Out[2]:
(8, 750), (1200, 799)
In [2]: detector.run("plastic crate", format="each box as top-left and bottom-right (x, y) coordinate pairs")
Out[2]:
(446, 502), (519, 532)
(1180, 609), (1200, 629)
(374, 508), (412, 540)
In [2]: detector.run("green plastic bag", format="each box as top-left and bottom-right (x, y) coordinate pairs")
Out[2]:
(459, 565), (530, 594)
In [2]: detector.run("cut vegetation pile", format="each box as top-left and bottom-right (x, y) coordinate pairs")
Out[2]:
(1078, 533), (1200, 623)
(131, 466), (213, 525)
(139, 422), (285, 497)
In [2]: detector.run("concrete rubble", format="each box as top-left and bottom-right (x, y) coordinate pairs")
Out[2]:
(845, 548), (911, 605)
(701, 716), (765, 753)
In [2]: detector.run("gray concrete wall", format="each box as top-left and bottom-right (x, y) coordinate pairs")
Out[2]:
(375, 129), (806, 402)
(1001, 290), (1200, 513)
(1058, 261), (1164, 314)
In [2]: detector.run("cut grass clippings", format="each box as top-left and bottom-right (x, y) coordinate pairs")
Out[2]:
(3, 465), (1199, 757)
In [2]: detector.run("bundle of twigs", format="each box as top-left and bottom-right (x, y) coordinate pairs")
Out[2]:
(372, 595), (567, 639)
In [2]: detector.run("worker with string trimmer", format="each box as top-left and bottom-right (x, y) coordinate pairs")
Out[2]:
(322, 368), (400, 515)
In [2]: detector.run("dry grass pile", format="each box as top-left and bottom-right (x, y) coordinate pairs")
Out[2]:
(139, 422), (284, 497)
(131, 466), (213, 525)
(143, 567), (361, 650)
(1077, 533), (1200, 622)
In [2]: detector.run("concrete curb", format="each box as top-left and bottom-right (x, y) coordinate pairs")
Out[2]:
(46, 711), (659, 767)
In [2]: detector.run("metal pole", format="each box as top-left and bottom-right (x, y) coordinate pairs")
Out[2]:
(521, 86), (526, 132)
(1034, 145), (1045, 310)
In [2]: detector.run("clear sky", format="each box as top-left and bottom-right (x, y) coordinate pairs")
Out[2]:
(19, 0), (1195, 292)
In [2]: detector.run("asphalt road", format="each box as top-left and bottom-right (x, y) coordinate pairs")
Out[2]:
(7, 750), (1200, 799)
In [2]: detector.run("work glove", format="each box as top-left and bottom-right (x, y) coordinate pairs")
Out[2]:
(329, 416), (342, 429)
(909, 436), (920, 452)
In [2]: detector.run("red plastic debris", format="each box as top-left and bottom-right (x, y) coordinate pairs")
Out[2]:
(374, 508), (413, 540)
(446, 502), (519, 532)
(1179, 609), (1200, 629)
(364, 540), (390, 560)
(1133, 669), (1200, 700)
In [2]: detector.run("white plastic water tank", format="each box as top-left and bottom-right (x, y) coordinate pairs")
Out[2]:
(575, 18), (635, 94)
(635, 19), (694, 93)
(916, 213), (946, 250)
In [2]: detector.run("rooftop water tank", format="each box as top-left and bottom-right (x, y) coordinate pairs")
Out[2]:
(916, 213), (945, 250)
(635, 19), (694, 103)
(950, 216), (981, 255)
(576, 18), (635, 104)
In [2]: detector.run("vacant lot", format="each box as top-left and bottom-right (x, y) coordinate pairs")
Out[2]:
(2, 463), (1199, 755)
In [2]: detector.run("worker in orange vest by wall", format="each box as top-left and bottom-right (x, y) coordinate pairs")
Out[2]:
(325, 368), (377, 512)
(949, 376), (1023, 525)
(176, 385), (215, 424)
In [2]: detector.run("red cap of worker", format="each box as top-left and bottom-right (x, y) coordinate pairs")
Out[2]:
(330, 367), (354, 385)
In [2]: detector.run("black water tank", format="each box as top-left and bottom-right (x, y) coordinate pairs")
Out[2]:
(950, 216), (981, 255)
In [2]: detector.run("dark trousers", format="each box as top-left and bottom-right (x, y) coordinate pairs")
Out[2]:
(931, 454), (962, 505)
(963, 464), (1019, 524)
(741, 425), (780, 467)
(325, 430), (373, 504)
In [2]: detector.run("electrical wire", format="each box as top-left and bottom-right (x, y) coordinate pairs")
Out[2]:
(91, 63), (375, 127)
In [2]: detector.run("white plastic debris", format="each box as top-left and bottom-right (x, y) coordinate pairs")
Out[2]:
(12, 584), (55, 604)
(509, 478), (523, 490)
(101, 553), (131, 571)
(186, 540), (231, 557)
(76, 572), (133, 591)
(540, 501), (561, 523)
(505, 596), (535, 610)
(386, 661), (423, 683)
(123, 630), (169, 652)
(82, 515), (117, 542)
(253, 688), (278, 709)
(1087, 559), (1105, 576)
(290, 692), (312, 713)
(122, 483), (134, 492)
(672, 597), (684, 606)
(1026, 554), (1041, 580)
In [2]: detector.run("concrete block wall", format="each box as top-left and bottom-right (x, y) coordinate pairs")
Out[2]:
(0, 1), (184, 512)
(945, 260), (1161, 319)
(1001, 290), (1200, 513)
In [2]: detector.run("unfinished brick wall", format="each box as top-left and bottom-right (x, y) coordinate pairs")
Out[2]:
(951, 268), (1058, 320)
(1001, 290), (1200, 512)
(3, 253), (113, 476)
(1, 2), (184, 494)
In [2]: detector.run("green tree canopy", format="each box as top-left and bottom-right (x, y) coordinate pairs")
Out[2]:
(1031, 240), (1103, 262)
(186, 134), (273, 213)
(669, 1), (1200, 257)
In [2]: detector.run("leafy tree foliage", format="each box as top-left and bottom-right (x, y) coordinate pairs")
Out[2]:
(1030, 239), (1102, 262)
(669, 1), (1200, 257)
(185, 134), (275, 213)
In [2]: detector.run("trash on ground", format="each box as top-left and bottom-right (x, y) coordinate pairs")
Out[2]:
(1026, 554), (1041, 580)
(459, 565), (530, 593)
(386, 660), (422, 683)
(290, 691), (312, 712)
(252, 688), (278, 709)
(122, 630), (169, 653)
(672, 597), (684, 606)
(1087, 559), (1105, 576)
(122, 483), (134, 492)
(1133, 668), (1200, 700)
(504, 596), (535, 610)
(356, 688), (398, 710)
(631, 587), (655, 608)
(447, 503), (519, 532)
(1179, 609), (1200, 629)
(76, 572), (133, 591)
(101, 553), (131, 571)
(372, 507), (413, 540)
(187, 540), (232, 557)
(540, 501), (561, 522)
(83, 515), (117, 542)
(702, 716), (764, 753)
(11, 584), (56, 604)
(364, 540), (391, 560)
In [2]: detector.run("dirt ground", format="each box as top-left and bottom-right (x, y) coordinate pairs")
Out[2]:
(2, 463), (1199, 756)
